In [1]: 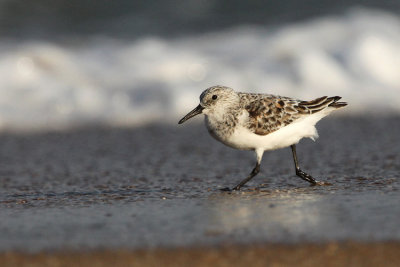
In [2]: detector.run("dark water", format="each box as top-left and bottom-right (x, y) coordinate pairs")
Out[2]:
(1, 0), (400, 39)
(0, 117), (399, 252)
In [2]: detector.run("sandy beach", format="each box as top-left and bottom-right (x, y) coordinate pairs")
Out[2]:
(0, 116), (400, 265)
(1, 242), (400, 267)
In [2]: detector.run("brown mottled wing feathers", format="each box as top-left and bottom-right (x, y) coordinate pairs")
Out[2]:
(240, 93), (347, 136)
(241, 94), (300, 136)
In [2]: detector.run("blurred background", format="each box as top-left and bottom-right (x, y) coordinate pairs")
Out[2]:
(1, 0), (400, 132)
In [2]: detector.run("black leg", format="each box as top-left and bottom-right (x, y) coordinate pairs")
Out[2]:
(232, 162), (260, 190)
(220, 162), (261, 191)
(291, 145), (318, 185)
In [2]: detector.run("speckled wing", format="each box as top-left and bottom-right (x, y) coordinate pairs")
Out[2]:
(239, 93), (346, 136)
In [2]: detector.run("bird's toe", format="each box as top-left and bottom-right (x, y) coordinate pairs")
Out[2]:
(220, 187), (233, 192)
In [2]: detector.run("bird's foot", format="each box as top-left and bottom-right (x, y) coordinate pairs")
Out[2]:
(220, 187), (232, 192)
(220, 186), (242, 192)
(232, 185), (241, 191)
(296, 168), (331, 186)
(296, 169), (315, 184)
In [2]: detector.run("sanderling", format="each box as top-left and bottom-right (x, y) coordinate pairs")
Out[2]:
(178, 85), (347, 191)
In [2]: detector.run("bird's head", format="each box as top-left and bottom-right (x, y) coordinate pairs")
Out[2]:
(178, 85), (238, 124)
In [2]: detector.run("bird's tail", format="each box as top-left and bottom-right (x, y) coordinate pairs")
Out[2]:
(298, 96), (347, 114)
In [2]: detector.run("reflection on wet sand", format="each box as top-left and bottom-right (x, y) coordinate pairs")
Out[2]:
(208, 190), (324, 241)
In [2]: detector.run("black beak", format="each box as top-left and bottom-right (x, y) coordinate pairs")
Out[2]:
(178, 104), (204, 124)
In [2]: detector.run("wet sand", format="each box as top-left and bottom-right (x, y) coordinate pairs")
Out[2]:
(1, 242), (400, 267)
(0, 116), (400, 264)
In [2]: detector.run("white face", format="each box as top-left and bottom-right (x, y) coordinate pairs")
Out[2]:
(179, 86), (237, 124)
(200, 86), (237, 115)
(200, 91), (219, 115)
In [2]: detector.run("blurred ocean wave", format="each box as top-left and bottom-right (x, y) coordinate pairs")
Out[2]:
(0, 8), (400, 131)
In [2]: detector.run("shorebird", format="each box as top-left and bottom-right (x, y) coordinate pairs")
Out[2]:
(178, 85), (347, 191)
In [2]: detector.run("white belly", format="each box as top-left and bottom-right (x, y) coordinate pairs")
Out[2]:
(224, 108), (334, 151)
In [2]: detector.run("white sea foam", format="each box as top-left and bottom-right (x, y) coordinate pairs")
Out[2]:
(0, 8), (399, 131)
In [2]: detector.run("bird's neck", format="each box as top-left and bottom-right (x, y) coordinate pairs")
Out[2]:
(205, 105), (241, 139)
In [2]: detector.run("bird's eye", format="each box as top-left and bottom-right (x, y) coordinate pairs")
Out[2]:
(212, 95), (218, 100)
